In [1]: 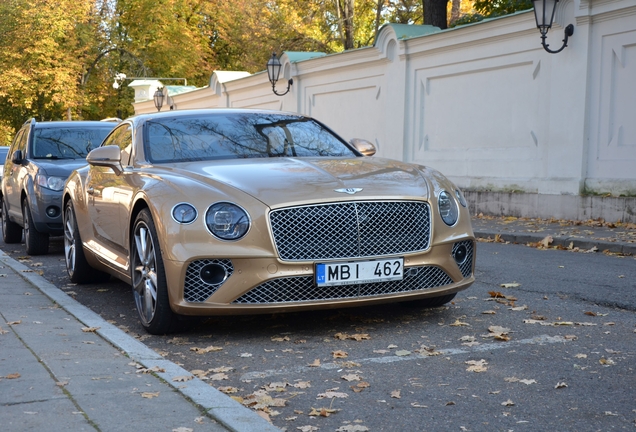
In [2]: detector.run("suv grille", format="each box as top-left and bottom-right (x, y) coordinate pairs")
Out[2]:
(232, 265), (453, 304)
(269, 201), (431, 261)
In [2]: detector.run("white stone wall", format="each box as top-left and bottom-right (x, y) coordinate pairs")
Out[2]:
(133, 0), (636, 221)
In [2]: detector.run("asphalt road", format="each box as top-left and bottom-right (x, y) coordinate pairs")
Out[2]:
(2, 236), (635, 431)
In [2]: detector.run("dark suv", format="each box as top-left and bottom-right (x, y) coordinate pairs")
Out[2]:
(1, 119), (116, 254)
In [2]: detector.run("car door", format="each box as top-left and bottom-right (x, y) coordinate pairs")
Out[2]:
(86, 124), (134, 265)
(4, 127), (29, 220)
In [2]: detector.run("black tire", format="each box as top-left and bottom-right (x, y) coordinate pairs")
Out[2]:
(131, 209), (177, 335)
(64, 200), (109, 283)
(403, 293), (457, 309)
(22, 199), (49, 255)
(2, 197), (22, 244)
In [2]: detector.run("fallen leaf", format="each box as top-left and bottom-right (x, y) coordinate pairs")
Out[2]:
(555, 382), (568, 389)
(239, 353), (252, 358)
(446, 401), (456, 406)
(297, 426), (319, 431)
(190, 346), (223, 354)
(449, 319), (470, 327)
(141, 392), (160, 399)
(395, 350), (411, 356)
(308, 407), (339, 417)
(391, 390), (401, 399)
(271, 336), (290, 342)
(81, 327), (100, 333)
(7, 320), (22, 325)
(210, 366), (233, 373)
(500, 282), (521, 288)
(411, 402), (428, 408)
(341, 374), (361, 382)
(308, 359), (321, 367)
(293, 381), (311, 389)
(519, 379), (537, 385)
(172, 428), (193, 432)
(332, 350), (348, 359)
(336, 426), (369, 432)
(56, 381), (68, 387)
(172, 375), (193, 382)
(465, 359), (488, 373)
(317, 391), (348, 399)
(575, 354), (587, 359)
(6, 373), (21, 379)
(482, 310), (496, 315)
(217, 386), (239, 394)
(501, 399), (515, 406)
(209, 373), (229, 381)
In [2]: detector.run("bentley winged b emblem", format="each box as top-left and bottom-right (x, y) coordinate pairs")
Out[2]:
(334, 188), (363, 195)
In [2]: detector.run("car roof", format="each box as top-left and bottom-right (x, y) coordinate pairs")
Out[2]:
(33, 121), (116, 129)
(127, 108), (308, 126)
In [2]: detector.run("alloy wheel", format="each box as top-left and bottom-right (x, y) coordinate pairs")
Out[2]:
(132, 223), (158, 326)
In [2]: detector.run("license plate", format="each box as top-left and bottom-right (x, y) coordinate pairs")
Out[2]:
(315, 258), (403, 287)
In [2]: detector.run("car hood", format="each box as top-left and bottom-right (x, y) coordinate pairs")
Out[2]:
(169, 157), (430, 208)
(32, 159), (88, 177)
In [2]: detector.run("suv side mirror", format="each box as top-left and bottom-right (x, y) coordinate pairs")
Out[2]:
(11, 150), (24, 164)
(349, 139), (376, 157)
(87, 145), (123, 175)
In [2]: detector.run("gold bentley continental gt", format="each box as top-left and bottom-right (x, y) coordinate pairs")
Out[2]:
(63, 109), (475, 334)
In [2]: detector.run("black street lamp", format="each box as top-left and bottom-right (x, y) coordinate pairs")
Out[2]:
(153, 87), (164, 112)
(267, 52), (293, 96)
(532, 0), (574, 54)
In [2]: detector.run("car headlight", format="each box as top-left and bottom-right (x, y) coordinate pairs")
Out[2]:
(455, 189), (467, 207)
(438, 190), (459, 226)
(205, 202), (250, 240)
(36, 174), (65, 191)
(172, 203), (198, 224)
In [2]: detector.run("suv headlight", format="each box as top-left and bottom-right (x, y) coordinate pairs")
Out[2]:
(36, 174), (65, 191)
(438, 190), (459, 226)
(205, 202), (250, 240)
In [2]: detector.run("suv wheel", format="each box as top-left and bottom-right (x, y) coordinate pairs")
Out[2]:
(22, 199), (49, 255)
(2, 197), (23, 243)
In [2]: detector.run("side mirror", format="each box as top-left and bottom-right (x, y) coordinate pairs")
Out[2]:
(11, 150), (23, 164)
(349, 139), (376, 156)
(87, 145), (123, 175)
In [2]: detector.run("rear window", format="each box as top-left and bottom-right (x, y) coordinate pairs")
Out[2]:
(144, 113), (356, 163)
(32, 127), (113, 159)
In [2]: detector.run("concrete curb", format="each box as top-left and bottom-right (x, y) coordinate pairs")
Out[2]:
(0, 251), (279, 432)
(473, 230), (636, 255)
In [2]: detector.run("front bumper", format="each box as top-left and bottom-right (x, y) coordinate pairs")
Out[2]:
(164, 239), (476, 316)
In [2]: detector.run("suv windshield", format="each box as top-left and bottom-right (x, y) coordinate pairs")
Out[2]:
(144, 113), (356, 163)
(32, 127), (113, 159)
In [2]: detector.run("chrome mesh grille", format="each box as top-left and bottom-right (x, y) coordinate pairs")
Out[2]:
(184, 259), (234, 303)
(232, 265), (452, 304)
(269, 201), (431, 261)
(452, 240), (474, 278)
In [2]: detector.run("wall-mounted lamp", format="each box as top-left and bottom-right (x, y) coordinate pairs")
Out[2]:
(153, 87), (164, 112)
(532, 0), (574, 54)
(266, 53), (293, 96)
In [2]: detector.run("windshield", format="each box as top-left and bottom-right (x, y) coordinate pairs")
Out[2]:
(32, 127), (113, 159)
(144, 113), (356, 163)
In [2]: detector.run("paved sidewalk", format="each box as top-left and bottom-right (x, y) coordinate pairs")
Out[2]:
(0, 251), (278, 432)
(472, 215), (636, 255)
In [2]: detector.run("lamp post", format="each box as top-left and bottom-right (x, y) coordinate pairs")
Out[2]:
(267, 52), (293, 96)
(532, 0), (574, 54)
(153, 87), (164, 112)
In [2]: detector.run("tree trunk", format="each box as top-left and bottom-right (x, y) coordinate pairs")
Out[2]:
(450, 0), (461, 24)
(374, 0), (385, 44)
(341, 0), (355, 50)
(423, 0), (449, 30)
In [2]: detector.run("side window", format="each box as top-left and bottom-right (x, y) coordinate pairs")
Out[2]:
(102, 124), (133, 166)
(10, 128), (27, 154)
